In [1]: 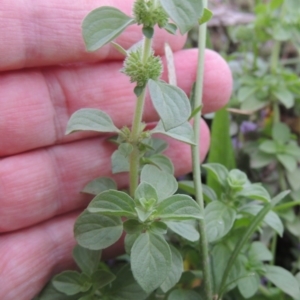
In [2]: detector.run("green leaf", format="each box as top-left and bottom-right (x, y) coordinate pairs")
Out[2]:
(272, 190), (290, 206)
(144, 138), (168, 156)
(66, 108), (119, 134)
(272, 122), (291, 144)
(160, 0), (203, 34)
(109, 264), (148, 300)
(149, 221), (168, 235)
(53, 271), (91, 296)
(155, 195), (202, 220)
(148, 80), (191, 130)
(287, 168), (300, 191)
(82, 7), (135, 51)
(168, 289), (202, 300)
(88, 190), (136, 217)
(123, 219), (143, 234)
(131, 232), (172, 293)
(111, 143), (133, 174)
(259, 140), (277, 154)
(270, 0), (284, 10)
(142, 27), (154, 39)
(250, 151), (276, 168)
(248, 241), (272, 262)
(199, 8), (213, 25)
(240, 97), (267, 111)
(238, 273), (259, 299)
(277, 153), (297, 172)
(152, 121), (195, 145)
(38, 282), (78, 300)
(236, 184), (271, 202)
(82, 177), (116, 196)
(160, 245), (183, 293)
(142, 154), (174, 174)
(285, 143), (300, 159)
(241, 205), (283, 236)
(72, 245), (102, 276)
(273, 87), (294, 108)
(135, 182), (158, 202)
(124, 233), (139, 254)
(74, 210), (123, 250)
(163, 23), (177, 35)
(91, 270), (116, 289)
(237, 86), (258, 102)
(264, 265), (300, 299)
(111, 41), (127, 56)
(205, 201), (236, 242)
(202, 163), (229, 187)
(166, 220), (200, 242)
(141, 165), (178, 201)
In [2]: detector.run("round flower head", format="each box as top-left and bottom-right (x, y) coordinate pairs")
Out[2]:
(133, 0), (169, 28)
(122, 47), (163, 87)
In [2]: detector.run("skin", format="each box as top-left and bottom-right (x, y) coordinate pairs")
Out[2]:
(0, 0), (232, 298)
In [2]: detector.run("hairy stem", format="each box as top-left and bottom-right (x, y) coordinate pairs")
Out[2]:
(192, 1), (213, 299)
(129, 37), (152, 197)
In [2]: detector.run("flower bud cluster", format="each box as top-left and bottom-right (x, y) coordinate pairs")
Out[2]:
(133, 0), (168, 28)
(122, 47), (162, 87)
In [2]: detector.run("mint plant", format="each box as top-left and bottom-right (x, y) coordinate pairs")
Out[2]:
(36, 0), (300, 299)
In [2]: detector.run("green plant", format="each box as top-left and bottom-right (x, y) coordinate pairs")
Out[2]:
(36, 1), (300, 299)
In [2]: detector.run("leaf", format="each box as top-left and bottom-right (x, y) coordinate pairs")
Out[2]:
(148, 80), (191, 130)
(135, 182), (158, 202)
(285, 143), (300, 159)
(202, 163), (229, 187)
(144, 138), (168, 157)
(164, 23), (178, 35)
(237, 86), (258, 102)
(236, 184), (271, 202)
(72, 245), (102, 276)
(91, 270), (116, 289)
(272, 122), (291, 144)
(109, 264), (148, 300)
(273, 87), (294, 108)
(53, 271), (91, 296)
(143, 154), (174, 174)
(82, 177), (116, 196)
(66, 108), (119, 134)
(149, 221), (168, 235)
(259, 140), (277, 154)
(166, 220), (200, 242)
(238, 273), (259, 299)
(123, 219), (143, 234)
(82, 7), (135, 51)
(272, 190), (290, 206)
(250, 151), (276, 168)
(277, 153), (297, 172)
(142, 27), (154, 39)
(74, 210), (123, 250)
(160, 246), (184, 292)
(264, 265), (300, 299)
(160, 0), (203, 34)
(168, 289), (202, 300)
(199, 8), (213, 25)
(241, 205), (284, 236)
(248, 241), (272, 262)
(111, 143), (133, 173)
(287, 168), (300, 191)
(240, 97), (267, 111)
(111, 41), (127, 56)
(141, 165), (178, 201)
(131, 232), (172, 293)
(205, 201), (236, 242)
(124, 233), (139, 254)
(155, 195), (202, 220)
(152, 120), (195, 145)
(38, 282), (79, 300)
(88, 190), (136, 217)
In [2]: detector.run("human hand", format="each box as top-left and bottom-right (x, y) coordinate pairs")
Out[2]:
(0, 1), (232, 299)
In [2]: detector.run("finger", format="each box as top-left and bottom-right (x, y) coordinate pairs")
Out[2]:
(0, 119), (210, 232)
(0, 49), (231, 156)
(0, 211), (125, 300)
(0, 0), (186, 71)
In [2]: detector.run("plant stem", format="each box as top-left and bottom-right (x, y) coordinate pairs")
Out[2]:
(129, 37), (152, 197)
(192, 1), (213, 299)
